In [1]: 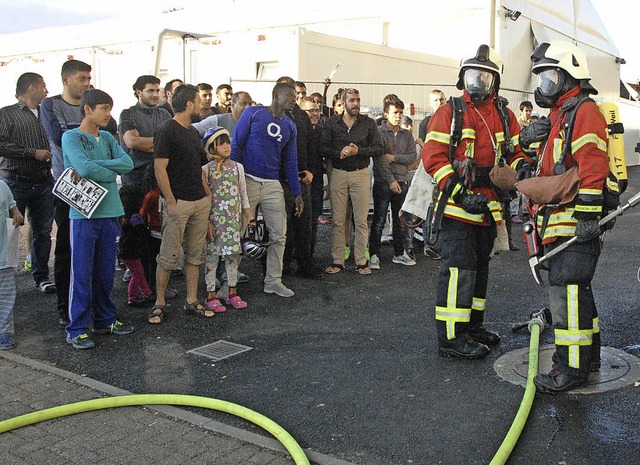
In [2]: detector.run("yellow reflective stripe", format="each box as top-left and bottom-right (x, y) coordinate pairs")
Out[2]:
(472, 297), (486, 312)
(577, 188), (603, 196)
(543, 225), (577, 238)
(510, 134), (519, 146)
(574, 204), (602, 213)
(537, 209), (577, 239)
(553, 138), (563, 164)
(496, 132), (505, 143)
(489, 201), (503, 223)
(606, 177), (620, 193)
(571, 133), (607, 153)
(447, 267), (458, 308)
(529, 141), (541, 149)
(509, 157), (524, 170)
(555, 329), (593, 345)
(593, 317), (600, 334)
(450, 183), (463, 198)
(567, 285), (579, 331)
(433, 164), (454, 184)
(435, 306), (471, 322)
(569, 345), (580, 368)
(461, 128), (476, 139)
(464, 141), (475, 159)
(426, 130), (451, 144)
(444, 204), (485, 223)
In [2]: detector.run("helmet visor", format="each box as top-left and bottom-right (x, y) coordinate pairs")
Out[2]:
(464, 68), (494, 95)
(536, 68), (564, 97)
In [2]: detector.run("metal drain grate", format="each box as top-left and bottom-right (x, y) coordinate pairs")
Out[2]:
(188, 340), (253, 361)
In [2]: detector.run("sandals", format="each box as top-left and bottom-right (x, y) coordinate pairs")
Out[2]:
(147, 305), (165, 324)
(325, 264), (344, 274)
(185, 300), (215, 318)
(357, 264), (372, 275)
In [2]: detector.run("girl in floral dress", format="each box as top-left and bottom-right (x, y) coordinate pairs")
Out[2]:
(202, 127), (254, 311)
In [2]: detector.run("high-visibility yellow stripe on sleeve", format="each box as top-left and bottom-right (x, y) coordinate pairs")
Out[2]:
(571, 133), (607, 154)
(472, 297), (486, 312)
(433, 164), (454, 184)
(426, 130), (451, 144)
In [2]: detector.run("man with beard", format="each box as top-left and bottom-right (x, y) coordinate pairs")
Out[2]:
(119, 75), (172, 186)
(149, 85), (211, 324)
(321, 88), (383, 276)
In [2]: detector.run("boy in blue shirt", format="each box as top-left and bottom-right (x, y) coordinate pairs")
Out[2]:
(61, 89), (134, 349)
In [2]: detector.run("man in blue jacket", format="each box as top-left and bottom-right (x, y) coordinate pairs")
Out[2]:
(231, 82), (303, 298)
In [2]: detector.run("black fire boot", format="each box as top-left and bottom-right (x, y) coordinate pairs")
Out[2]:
(534, 370), (588, 394)
(468, 326), (501, 346)
(438, 334), (490, 359)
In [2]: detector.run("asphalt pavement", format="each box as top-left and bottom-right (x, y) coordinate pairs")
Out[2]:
(2, 168), (640, 465)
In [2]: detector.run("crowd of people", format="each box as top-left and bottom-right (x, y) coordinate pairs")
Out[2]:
(0, 40), (614, 394)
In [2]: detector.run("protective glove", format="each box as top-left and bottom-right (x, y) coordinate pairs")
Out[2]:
(515, 161), (536, 181)
(519, 117), (551, 150)
(460, 192), (491, 214)
(575, 219), (602, 243)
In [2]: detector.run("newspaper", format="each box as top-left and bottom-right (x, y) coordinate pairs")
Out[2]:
(52, 167), (108, 218)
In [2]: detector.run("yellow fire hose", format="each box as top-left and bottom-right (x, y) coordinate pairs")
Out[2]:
(0, 394), (310, 465)
(489, 318), (543, 465)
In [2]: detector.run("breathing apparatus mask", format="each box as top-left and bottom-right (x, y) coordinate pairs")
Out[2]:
(464, 68), (496, 104)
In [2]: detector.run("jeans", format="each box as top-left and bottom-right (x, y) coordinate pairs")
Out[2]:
(369, 181), (408, 257)
(1, 173), (54, 286)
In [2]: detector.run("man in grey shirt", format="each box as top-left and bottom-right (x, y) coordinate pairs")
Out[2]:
(119, 75), (171, 186)
(192, 91), (253, 138)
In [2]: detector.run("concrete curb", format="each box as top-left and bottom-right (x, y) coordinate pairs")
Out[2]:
(0, 351), (355, 465)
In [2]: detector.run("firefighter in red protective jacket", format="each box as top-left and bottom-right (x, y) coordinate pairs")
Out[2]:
(518, 41), (609, 393)
(422, 45), (525, 359)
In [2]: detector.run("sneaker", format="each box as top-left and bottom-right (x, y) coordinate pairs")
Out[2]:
(369, 254), (381, 270)
(122, 269), (132, 282)
(264, 281), (294, 297)
(317, 215), (330, 225)
(423, 246), (442, 260)
(381, 235), (392, 245)
(128, 294), (153, 307)
(115, 260), (126, 271)
(66, 333), (95, 350)
(0, 333), (16, 350)
(511, 215), (523, 224)
(206, 297), (227, 313)
(59, 317), (70, 329)
(392, 252), (416, 266)
(92, 320), (134, 335)
(406, 249), (417, 262)
(36, 280), (56, 293)
(226, 294), (248, 309)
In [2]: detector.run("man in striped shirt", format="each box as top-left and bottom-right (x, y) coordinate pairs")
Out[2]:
(0, 72), (56, 294)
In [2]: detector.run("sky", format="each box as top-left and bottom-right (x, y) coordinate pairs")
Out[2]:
(0, 0), (638, 83)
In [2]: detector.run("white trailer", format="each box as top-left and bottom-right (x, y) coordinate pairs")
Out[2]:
(0, 0), (636, 162)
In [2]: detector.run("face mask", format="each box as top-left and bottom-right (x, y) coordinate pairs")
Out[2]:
(464, 68), (494, 103)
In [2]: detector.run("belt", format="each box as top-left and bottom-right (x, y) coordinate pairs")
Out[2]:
(333, 166), (367, 172)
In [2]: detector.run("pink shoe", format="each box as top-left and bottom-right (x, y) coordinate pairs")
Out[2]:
(226, 294), (248, 309)
(206, 297), (227, 313)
